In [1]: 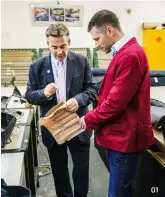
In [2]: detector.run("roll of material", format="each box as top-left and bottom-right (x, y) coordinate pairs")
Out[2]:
(92, 68), (165, 87)
(150, 70), (165, 86)
(92, 68), (106, 76)
(143, 22), (165, 30)
(151, 77), (165, 86)
(150, 70), (165, 77)
(151, 99), (165, 141)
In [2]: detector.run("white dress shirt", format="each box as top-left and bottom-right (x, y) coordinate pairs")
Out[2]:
(111, 36), (133, 56)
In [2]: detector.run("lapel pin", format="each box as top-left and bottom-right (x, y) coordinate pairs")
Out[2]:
(47, 70), (50, 73)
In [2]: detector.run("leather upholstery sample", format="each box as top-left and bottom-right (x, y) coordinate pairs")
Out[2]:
(39, 102), (84, 144)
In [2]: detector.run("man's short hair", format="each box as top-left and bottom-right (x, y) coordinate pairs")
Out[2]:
(46, 23), (70, 38)
(88, 10), (121, 32)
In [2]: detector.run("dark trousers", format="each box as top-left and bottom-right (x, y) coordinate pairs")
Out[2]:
(48, 137), (90, 197)
(107, 150), (139, 197)
(94, 133), (109, 172)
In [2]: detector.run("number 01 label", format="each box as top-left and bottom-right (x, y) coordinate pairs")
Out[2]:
(151, 187), (158, 193)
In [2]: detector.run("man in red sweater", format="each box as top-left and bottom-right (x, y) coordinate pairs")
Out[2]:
(80, 10), (154, 197)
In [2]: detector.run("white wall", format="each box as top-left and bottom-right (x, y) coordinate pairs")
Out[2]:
(1, 1), (165, 48)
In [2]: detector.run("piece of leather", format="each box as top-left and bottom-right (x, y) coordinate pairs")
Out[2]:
(39, 102), (84, 144)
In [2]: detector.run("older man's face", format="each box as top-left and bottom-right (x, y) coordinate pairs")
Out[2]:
(47, 35), (70, 61)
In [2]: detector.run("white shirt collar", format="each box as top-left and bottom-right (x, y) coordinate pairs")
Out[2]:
(51, 54), (67, 66)
(111, 36), (132, 54)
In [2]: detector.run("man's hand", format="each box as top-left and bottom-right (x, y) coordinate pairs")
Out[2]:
(44, 83), (57, 98)
(66, 98), (79, 112)
(80, 116), (86, 130)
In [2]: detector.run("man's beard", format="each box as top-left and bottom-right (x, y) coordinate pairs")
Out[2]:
(105, 45), (112, 54)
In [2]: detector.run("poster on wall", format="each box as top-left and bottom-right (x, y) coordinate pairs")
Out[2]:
(30, 3), (83, 27)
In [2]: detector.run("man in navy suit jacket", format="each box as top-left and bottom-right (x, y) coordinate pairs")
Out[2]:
(25, 23), (97, 197)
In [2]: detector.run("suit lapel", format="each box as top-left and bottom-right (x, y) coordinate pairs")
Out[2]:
(98, 56), (116, 93)
(45, 54), (54, 84)
(44, 54), (58, 103)
(66, 52), (76, 98)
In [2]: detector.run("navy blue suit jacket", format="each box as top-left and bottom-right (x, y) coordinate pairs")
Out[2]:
(25, 51), (97, 149)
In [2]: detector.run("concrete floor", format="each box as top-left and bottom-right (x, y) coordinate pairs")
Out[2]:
(36, 136), (109, 197)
